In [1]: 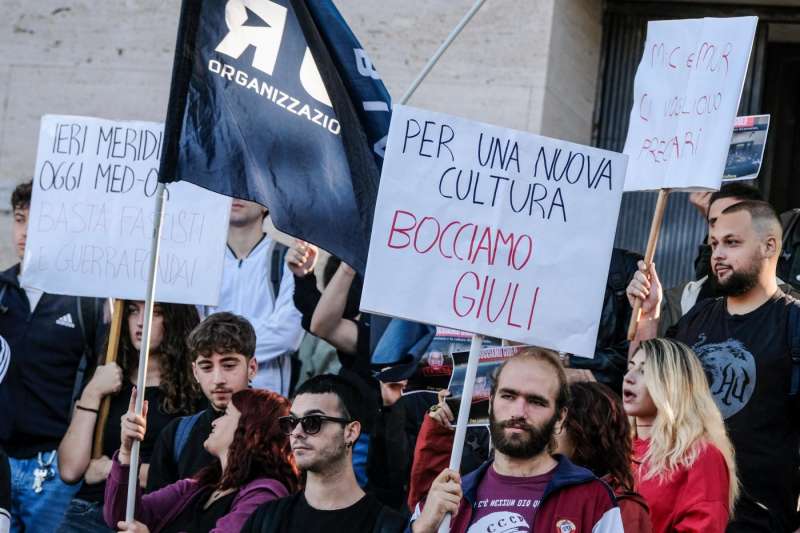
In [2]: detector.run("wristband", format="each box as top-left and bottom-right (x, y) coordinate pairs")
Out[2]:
(75, 404), (99, 414)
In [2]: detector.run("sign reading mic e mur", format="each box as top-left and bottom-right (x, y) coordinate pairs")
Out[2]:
(623, 16), (757, 191)
(361, 106), (628, 357)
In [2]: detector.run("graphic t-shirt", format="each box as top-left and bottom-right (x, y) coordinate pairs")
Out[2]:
(669, 291), (800, 530)
(466, 465), (553, 533)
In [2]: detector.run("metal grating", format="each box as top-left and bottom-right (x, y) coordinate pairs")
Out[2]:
(593, 4), (769, 288)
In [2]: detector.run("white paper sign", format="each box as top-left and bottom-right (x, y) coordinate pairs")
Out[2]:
(361, 105), (628, 357)
(622, 16), (757, 191)
(21, 115), (231, 305)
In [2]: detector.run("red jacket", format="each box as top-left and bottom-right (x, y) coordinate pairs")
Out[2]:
(633, 438), (730, 533)
(409, 417), (624, 533)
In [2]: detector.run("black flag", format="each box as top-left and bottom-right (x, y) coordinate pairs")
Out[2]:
(158, 0), (387, 274)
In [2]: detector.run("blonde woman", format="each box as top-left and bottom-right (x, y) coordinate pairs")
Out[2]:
(623, 338), (738, 533)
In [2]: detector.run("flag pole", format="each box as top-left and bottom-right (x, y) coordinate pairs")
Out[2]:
(124, 182), (167, 522)
(393, 3), (488, 531)
(123, 0), (198, 518)
(399, 0), (488, 105)
(437, 333), (483, 533)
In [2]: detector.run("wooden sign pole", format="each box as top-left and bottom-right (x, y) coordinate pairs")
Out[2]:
(92, 298), (124, 458)
(437, 333), (483, 533)
(627, 189), (671, 341)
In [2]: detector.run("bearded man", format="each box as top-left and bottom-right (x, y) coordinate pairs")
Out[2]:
(409, 348), (623, 533)
(628, 200), (800, 532)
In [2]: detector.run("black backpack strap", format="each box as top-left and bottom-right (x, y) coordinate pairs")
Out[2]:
(789, 302), (800, 397)
(268, 241), (289, 302)
(72, 297), (101, 406)
(173, 411), (205, 464)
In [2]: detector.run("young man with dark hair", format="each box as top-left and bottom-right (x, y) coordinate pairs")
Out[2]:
(201, 200), (303, 396)
(629, 200), (800, 531)
(242, 374), (406, 533)
(660, 184), (769, 334)
(0, 180), (106, 530)
(409, 349), (623, 533)
(689, 183), (765, 277)
(146, 312), (257, 491)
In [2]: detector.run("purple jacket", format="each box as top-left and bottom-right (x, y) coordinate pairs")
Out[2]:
(104, 454), (288, 532)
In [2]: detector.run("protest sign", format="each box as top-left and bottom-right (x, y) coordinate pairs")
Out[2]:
(445, 345), (528, 426)
(361, 105), (627, 357)
(623, 16), (758, 191)
(724, 114), (770, 182)
(403, 328), (497, 394)
(21, 115), (231, 305)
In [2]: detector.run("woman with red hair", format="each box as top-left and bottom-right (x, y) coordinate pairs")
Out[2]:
(104, 389), (300, 532)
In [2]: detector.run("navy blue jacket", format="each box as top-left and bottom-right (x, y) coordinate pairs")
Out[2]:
(0, 264), (105, 457)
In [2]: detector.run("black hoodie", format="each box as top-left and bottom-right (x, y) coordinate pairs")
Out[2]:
(0, 264), (104, 458)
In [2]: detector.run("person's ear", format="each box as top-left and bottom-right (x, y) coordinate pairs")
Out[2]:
(554, 407), (568, 436)
(763, 234), (779, 259)
(191, 361), (200, 383)
(344, 420), (361, 448)
(247, 357), (257, 380)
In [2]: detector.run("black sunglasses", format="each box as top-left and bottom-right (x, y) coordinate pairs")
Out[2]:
(278, 414), (352, 435)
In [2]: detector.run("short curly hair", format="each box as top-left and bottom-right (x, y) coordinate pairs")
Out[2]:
(187, 312), (256, 361)
(11, 181), (32, 210)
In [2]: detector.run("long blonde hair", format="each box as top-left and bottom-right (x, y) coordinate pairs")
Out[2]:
(634, 338), (739, 509)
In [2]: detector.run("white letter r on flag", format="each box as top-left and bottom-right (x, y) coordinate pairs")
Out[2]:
(215, 0), (287, 76)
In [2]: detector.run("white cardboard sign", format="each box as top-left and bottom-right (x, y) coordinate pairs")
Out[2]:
(361, 105), (628, 357)
(622, 16), (757, 192)
(21, 115), (231, 305)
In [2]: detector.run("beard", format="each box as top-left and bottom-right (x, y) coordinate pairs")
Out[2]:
(489, 410), (559, 459)
(293, 435), (348, 474)
(714, 257), (761, 297)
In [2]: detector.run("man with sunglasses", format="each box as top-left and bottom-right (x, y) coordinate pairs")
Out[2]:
(243, 374), (406, 533)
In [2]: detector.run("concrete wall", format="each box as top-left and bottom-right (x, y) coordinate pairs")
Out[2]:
(540, 0), (603, 143)
(0, 0), (602, 268)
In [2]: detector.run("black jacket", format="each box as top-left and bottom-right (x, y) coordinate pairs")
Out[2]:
(0, 265), (105, 457)
(780, 209), (800, 291)
(570, 248), (642, 392)
(146, 407), (218, 492)
(366, 392), (489, 511)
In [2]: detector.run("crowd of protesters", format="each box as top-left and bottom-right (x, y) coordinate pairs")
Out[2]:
(0, 177), (798, 533)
